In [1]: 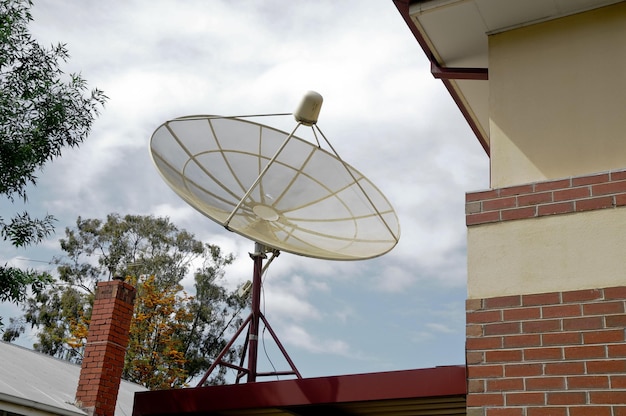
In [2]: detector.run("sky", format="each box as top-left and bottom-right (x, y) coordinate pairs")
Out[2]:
(1, 1), (489, 381)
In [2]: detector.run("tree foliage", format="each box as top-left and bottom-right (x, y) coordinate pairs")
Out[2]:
(6, 214), (246, 388)
(126, 274), (193, 389)
(0, 0), (107, 317)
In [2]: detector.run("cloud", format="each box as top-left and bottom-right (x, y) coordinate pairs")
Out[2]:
(426, 322), (455, 334)
(263, 290), (321, 322)
(0, 0), (491, 378)
(280, 324), (352, 356)
(371, 264), (416, 293)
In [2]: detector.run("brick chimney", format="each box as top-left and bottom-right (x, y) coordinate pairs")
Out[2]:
(76, 278), (136, 416)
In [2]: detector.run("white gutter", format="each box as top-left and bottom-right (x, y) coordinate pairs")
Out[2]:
(0, 392), (86, 416)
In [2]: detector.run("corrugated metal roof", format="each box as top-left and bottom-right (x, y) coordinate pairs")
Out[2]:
(0, 341), (146, 416)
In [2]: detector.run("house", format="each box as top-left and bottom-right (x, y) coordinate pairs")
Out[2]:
(394, 0), (626, 415)
(0, 279), (145, 416)
(0, 341), (146, 416)
(132, 1), (626, 415)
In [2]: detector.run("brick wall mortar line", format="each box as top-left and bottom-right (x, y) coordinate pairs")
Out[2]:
(469, 381), (626, 394)
(469, 288), (626, 312)
(468, 378), (626, 391)
(468, 340), (625, 355)
(466, 168), (626, 226)
(505, 311), (616, 324)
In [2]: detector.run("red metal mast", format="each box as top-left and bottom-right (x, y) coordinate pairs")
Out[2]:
(196, 243), (301, 385)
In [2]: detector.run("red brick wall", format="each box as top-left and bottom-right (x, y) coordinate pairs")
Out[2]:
(466, 286), (626, 416)
(466, 169), (626, 226)
(76, 279), (136, 416)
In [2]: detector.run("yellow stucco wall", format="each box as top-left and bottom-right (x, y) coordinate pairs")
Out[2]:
(488, 3), (626, 189)
(467, 207), (626, 299)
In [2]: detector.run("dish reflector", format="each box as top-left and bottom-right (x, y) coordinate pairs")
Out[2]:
(150, 115), (400, 260)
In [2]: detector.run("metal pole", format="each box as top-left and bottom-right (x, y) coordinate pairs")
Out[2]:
(247, 242), (265, 382)
(195, 242), (300, 386)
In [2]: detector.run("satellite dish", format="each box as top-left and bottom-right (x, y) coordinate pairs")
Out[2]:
(149, 93), (400, 261)
(150, 92), (400, 384)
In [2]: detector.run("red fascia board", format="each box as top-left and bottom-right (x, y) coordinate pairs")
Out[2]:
(392, 0), (490, 155)
(392, 0), (434, 61)
(132, 366), (466, 416)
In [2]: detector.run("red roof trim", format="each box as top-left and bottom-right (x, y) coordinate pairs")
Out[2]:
(392, 0), (490, 155)
(132, 366), (466, 416)
(441, 79), (490, 155)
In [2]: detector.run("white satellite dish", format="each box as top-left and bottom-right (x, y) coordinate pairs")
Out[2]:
(149, 92), (400, 383)
(150, 96), (399, 260)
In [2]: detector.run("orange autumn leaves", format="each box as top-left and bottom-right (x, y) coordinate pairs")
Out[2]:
(66, 275), (197, 389)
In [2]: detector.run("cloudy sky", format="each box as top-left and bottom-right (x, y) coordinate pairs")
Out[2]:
(1, 1), (489, 380)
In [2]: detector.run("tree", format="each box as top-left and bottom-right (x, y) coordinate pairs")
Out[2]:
(125, 274), (196, 389)
(6, 214), (246, 388)
(0, 0), (107, 320)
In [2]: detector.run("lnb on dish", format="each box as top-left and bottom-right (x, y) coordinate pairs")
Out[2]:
(294, 91), (323, 126)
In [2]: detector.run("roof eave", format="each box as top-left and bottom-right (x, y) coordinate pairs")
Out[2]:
(392, 0), (490, 156)
(0, 392), (86, 416)
(132, 366), (467, 416)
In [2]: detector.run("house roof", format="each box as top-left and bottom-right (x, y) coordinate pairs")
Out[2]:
(0, 341), (147, 416)
(392, 0), (623, 155)
(132, 365), (466, 416)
